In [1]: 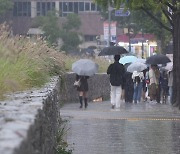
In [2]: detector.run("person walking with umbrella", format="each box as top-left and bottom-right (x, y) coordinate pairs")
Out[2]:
(132, 71), (144, 104)
(107, 55), (125, 110)
(75, 75), (89, 108)
(148, 65), (160, 103)
(72, 59), (99, 109)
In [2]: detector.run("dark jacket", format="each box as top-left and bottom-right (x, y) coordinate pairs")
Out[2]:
(107, 61), (125, 86)
(76, 75), (89, 92)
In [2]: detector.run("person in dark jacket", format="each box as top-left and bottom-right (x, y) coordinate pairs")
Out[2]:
(107, 55), (125, 109)
(76, 74), (89, 109)
(124, 71), (134, 103)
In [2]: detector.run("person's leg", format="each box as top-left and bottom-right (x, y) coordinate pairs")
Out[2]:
(115, 86), (122, 108)
(133, 84), (138, 103)
(137, 83), (143, 103)
(156, 85), (161, 103)
(83, 92), (88, 108)
(111, 85), (116, 108)
(79, 91), (83, 108)
(169, 86), (173, 104)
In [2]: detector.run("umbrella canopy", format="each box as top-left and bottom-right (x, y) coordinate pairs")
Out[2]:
(98, 46), (128, 56)
(119, 55), (138, 65)
(127, 62), (147, 73)
(146, 54), (171, 65)
(72, 59), (99, 76)
(136, 58), (146, 63)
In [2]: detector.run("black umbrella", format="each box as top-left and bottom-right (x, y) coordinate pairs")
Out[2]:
(146, 54), (171, 65)
(98, 46), (128, 56)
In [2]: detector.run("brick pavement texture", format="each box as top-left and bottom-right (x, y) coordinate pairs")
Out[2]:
(60, 101), (180, 154)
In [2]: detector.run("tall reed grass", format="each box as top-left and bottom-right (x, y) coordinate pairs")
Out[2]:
(0, 23), (109, 99)
(0, 24), (66, 99)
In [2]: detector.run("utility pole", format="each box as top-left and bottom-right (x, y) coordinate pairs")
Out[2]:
(108, 1), (111, 47)
(141, 29), (144, 58)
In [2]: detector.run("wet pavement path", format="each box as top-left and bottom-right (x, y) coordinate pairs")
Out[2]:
(60, 101), (180, 154)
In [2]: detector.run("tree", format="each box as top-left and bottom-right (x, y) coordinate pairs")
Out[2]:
(34, 11), (60, 45)
(95, 0), (180, 107)
(60, 13), (82, 51)
(34, 12), (81, 51)
(100, 9), (172, 52)
(0, 0), (13, 15)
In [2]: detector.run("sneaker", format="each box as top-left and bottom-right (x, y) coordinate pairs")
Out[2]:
(114, 108), (120, 111)
(79, 105), (83, 108)
(112, 105), (115, 109)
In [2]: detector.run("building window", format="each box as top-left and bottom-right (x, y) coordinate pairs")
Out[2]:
(13, 2), (31, 17)
(59, 1), (100, 17)
(91, 3), (96, 11)
(36, 2), (55, 16)
(85, 2), (90, 11)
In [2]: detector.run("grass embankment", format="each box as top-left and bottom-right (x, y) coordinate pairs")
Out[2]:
(0, 24), (109, 99)
(0, 25), (66, 99)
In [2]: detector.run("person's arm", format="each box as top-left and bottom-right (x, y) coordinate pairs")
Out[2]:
(140, 72), (144, 80)
(107, 64), (112, 74)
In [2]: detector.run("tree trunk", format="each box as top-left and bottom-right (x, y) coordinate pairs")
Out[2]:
(173, 12), (180, 107)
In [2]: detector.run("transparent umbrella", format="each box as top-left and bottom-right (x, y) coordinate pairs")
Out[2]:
(119, 55), (138, 65)
(72, 59), (99, 76)
(127, 62), (147, 73)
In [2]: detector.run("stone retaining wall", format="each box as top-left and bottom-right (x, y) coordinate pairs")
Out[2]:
(61, 73), (110, 102)
(0, 77), (61, 154)
(0, 73), (110, 154)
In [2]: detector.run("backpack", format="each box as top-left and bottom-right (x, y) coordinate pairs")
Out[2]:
(134, 76), (141, 84)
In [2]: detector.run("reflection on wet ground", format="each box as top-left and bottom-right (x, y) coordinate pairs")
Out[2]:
(61, 101), (180, 154)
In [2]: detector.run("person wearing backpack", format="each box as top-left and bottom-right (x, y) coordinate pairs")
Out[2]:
(132, 71), (144, 104)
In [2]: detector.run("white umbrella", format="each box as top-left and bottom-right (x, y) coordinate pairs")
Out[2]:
(72, 59), (99, 76)
(136, 58), (146, 63)
(164, 62), (173, 71)
(127, 62), (147, 73)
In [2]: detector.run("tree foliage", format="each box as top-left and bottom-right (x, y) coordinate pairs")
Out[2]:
(63, 13), (81, 31)
(0, 0), (12, 14)
(96, 0), (179, 32)
(34, 12), (81, 51)
(96, 0), (180, 107)
(35, 11), (60, 45)
(0, 0), (13, 15)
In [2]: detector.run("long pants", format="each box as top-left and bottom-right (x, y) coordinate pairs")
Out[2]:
(169, 86), (173, 104)
(133, 82), (143, 103)
(110, 85), (122, 108)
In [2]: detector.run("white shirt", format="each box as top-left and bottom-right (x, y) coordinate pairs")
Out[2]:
(132, 71), (144, 82)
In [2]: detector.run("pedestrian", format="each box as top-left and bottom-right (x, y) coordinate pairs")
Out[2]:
(75, 74), (89, 109)
(132, 71), (144, 104)
(148, 65), (160, 103)
(124, 71), (134, 103)
(107, 55), (125, 109)
(160, 70), (169, 104)
(142, 68), (148, 102)
(168, 70), (173, 104)
(154, 65), (161, 103)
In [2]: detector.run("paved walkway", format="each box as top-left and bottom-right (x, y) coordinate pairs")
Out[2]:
(60, 101), (180, 154)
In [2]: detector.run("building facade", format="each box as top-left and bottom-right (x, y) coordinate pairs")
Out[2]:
(3, 1), (109, 42)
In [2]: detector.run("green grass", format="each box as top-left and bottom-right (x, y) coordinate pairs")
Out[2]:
(0, 24), (110, 99)
(0, 24), (65, 99)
